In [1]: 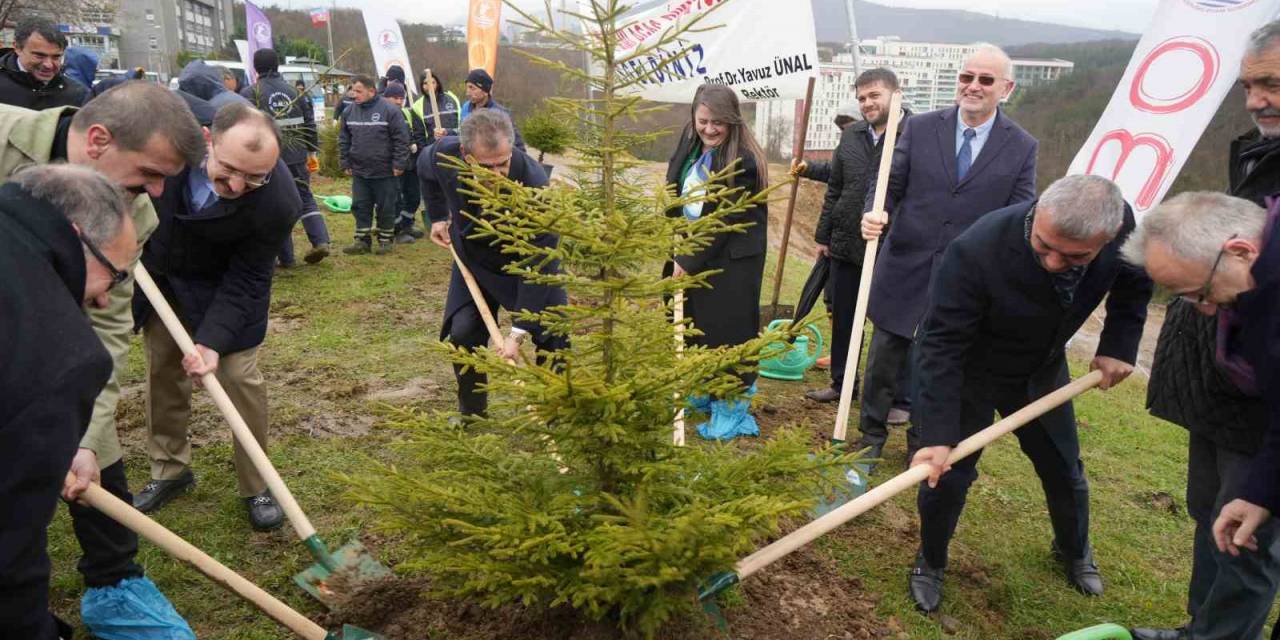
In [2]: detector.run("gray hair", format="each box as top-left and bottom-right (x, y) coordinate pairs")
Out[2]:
(460, 108), (515, 153)
(12, 164), (129, 248)
(966, 43), (1014, 79)
(1120, 192), (1266, 268)
(1248, 20), (1280, 57)
(1038, 174), (1126, 240)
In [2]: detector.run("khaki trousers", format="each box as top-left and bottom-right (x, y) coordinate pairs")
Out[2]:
(144, 314), (269, 497)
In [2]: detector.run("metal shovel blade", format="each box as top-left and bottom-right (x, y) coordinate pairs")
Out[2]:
(326, 625), (387, 640)
(294, 539), (393, 608)
(812, 463), (868, 518)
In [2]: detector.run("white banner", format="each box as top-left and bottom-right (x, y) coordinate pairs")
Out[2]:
(1069, 0), (1280, 215)
(362, 8), (416, 98)
(605, 0), (819, 103)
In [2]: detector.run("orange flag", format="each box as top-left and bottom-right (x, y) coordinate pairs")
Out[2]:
(467, 0), (501, 76)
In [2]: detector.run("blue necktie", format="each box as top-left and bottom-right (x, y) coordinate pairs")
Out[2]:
(957, 127), (976, 180)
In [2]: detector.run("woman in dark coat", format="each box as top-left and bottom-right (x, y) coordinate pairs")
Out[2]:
(665, 84), (769, 440)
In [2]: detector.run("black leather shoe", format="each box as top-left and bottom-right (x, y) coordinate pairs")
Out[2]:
(805, 387), (840, 403)
(908, 554), (944, 612)
(1053, 541), (1104, 596)
(245, 492), (284, 531)
(1130, 628), (1189, 640)
(132, 470), (195, 513)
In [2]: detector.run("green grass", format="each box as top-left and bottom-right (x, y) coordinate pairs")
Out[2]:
(47, 174), (1202, 638)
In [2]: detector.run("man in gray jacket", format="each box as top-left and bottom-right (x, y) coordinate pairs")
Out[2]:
(339, 74), (409, 254)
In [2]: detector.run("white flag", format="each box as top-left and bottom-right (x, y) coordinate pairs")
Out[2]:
(1069, 0), (1280, 215)
(362, 8), (417, 98)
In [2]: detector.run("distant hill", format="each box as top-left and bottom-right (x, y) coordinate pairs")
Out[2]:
(813, 0), (1139, 46)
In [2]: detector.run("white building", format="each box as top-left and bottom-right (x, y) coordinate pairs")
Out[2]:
(755, 38), (1075, 159)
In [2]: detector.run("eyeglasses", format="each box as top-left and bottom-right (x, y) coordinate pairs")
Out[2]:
(1181, 233), (1236, 305)
(958, 72), (1001, 87)
(81, 235), (128, 292)
(209, 146), (272, 189)
(468, 154), (512, 171)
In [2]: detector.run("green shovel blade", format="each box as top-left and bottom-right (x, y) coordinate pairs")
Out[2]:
(294, 538), (393, 608)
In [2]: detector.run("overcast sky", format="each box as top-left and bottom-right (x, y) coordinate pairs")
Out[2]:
(263, 0), (1160, 34)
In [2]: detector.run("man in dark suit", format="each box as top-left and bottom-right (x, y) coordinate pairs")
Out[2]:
(906, 175), (1152, 613)
(420, 108), (567, 416)
(132, 103), (300, 531)
(858, 45), (1038, 468)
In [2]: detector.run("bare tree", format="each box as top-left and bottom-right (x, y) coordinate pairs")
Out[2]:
(1, 0), (116, 34)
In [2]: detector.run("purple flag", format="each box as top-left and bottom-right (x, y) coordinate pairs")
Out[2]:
(244, 1), (273, 84)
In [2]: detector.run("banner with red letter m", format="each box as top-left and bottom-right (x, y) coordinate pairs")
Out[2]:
(1069, 0), (1280, 216)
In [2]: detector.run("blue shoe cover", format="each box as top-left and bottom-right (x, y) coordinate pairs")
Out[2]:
(686, 393), (712, 414)
(82, 576), (195, 640)
(696, 385), (760, 441)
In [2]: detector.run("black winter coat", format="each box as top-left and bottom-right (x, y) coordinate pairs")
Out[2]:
(339, 96), (410, 178)
(664, 133), (768, 352)
(418, 136), (564, 337)
(134, 162), (301, 355)
(812, 109), (910, 263)
(915, 201), (1152, 447)
(0, 183), (111, 636)
(0, 49), (88, 110)
(1146, 130), (1274, 454)
(241, 71), (318, 165)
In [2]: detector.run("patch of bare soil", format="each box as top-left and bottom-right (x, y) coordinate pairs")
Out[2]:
(321, 536), (883, 640)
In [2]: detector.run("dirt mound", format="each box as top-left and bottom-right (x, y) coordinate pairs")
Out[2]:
(321, 538), (882, 639)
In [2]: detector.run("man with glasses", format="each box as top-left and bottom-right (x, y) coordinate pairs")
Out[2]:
(132, 102), (301, 532)
(0, 16), (88, 109)
(1121, 191), (1280, 640)
(1132, 21), (1280, 640)
(0, 81), (205, 636)
(907, 175), (1151, 614)
(0, 164), (145, 639)
(858, 44), (1038, 476)
(421, 108), (567, 416)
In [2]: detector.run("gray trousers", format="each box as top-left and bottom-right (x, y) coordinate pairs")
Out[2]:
(1186, 432), (1280, 639)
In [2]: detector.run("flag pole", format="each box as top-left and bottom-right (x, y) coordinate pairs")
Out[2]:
(325, 1), (335, 65)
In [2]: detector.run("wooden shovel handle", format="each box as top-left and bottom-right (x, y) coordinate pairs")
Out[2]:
(739, 369), (1104, 579)
(832, 92), (905, 443)
(425, 68), (443, 131)
(133, 264), (318, 541)
(77, 479), (328, 640)
(768, 77), (817, 311)
(673, 288), (685, 446)
(448, 243), (505, 349)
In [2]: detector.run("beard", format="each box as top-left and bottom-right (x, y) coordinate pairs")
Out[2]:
(1253, 107), (1280, 138)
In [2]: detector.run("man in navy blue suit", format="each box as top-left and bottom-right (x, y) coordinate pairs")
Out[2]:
(906, 175), (1152, 613)
(858, 45), (1038, 470)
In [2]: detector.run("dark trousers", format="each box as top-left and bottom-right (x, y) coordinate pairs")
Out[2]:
(396, 164), (420, 229)
(916, 373), (1090, 569)
(1186, 432), (1280, 639)
(351, 176), (399, 243)
(857, 327), (921, 448)
(827, 257), (862, 390)
(445, 275), (567, 416)
(278, 162), (331, 264)
(69, 460), (144, 588)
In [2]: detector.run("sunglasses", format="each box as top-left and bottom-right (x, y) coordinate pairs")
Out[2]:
(81, 235), (128, 292)
(958, 72), (1001, 87)
(1180, 234), (1236, 306)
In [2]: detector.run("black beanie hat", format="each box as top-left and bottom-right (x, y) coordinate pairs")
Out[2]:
(466, 68), (493, 93)
(383, 81), (406, 99)
(386, 65), (406, 84)
(253, 48), (279, 74)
